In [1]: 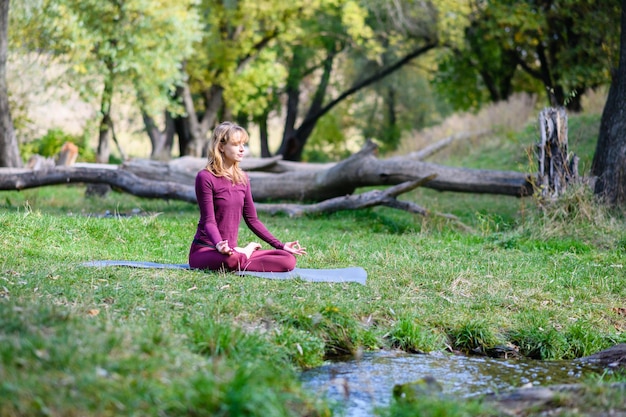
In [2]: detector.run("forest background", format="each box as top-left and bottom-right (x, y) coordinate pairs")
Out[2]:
(4, 0), (622, 166)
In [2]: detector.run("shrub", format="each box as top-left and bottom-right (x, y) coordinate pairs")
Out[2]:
(21, 128), (95, 162)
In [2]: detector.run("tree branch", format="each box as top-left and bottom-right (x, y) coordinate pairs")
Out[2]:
(297, 41), (438, 135)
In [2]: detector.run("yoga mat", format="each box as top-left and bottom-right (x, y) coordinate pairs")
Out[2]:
(80, 260), (367, 285)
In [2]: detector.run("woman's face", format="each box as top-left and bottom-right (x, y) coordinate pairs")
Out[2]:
(219, 134), (246, 166)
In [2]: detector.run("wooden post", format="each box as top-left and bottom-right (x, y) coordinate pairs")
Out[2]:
(536, 107), (579, 200)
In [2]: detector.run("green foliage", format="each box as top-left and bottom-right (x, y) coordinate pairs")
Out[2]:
(352, 64), (452, 154)
(525, 182), (621, 250)
(68, 0), (201, 112)
(2, 304), (325, 417)
(315, 305), (362, 356)
(20, 128), (96, 162)
(189, 0), (315, 118)
(186, 319), (283, 362)
(10, 0), (201, 114)
(434, 0), (620, 111)
(303, 110), (352, 162)
(188, 0), (449, 157)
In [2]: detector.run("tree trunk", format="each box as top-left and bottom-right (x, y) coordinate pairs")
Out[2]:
(250, 141), (532, 201)
(137, 86), (176, 160)
(536, 107), (579, 200)
(278, 51), (335, 161)
(174, 82), (222, 157)
(199, 85), (223, 137)
(91, 67), (119, 197)
(0, 167), (196, 202)
(173, 109), (191, 157)
(0, 0), (22, 168)
(255, 176), (449, 219)
(0, 167), (466, 220)
(180, 81), (204, 156)
(277, 41), (437, 161)
(0, 140), (533, 202)
(591, 0), (626, 205)
(143, 111), (175, 161)
(118, 140), (532, 201)
(281, 46), (304, 150)
(258, 112), (271, 157)
(384, 85), (400, 150)
(96, 71), (114, 164)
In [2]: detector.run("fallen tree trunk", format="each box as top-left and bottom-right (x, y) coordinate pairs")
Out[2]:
(0, 167), (463, 220)
(248, 141), (533, 201)
(0, 167), (197, 203)
(120, 155), (329, 181)
(120, 140), (533, 201)
(0, 141), (533, 203)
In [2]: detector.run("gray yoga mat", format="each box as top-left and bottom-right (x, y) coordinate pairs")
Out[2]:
(80, 260), (367, 285)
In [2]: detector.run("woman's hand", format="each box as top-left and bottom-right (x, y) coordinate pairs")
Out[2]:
(216, 240), (234, 255)
(283, 241), (307, 255)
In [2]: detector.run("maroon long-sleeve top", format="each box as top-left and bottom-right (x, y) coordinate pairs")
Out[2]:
(192, 169), (284, 249)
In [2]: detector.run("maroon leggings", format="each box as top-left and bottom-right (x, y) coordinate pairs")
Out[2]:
(188, 242), (296, 272)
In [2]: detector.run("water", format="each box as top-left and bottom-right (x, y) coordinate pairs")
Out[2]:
(300, 350), (604, 417)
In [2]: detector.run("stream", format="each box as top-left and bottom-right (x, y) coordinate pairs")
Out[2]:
(300, 350), (605, 417)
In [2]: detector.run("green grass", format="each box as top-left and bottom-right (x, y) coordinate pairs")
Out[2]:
(2, 112), (626, 416)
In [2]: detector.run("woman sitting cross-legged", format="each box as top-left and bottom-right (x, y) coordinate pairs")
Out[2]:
(188, 121), (306, 272)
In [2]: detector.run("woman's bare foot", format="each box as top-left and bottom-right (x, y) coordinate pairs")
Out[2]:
(234, 242), (261, 258)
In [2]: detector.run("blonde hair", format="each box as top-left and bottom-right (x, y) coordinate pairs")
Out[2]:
(206, 121), (249, 184)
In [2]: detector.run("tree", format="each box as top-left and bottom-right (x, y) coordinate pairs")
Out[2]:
(591, 0), (626, 205)
(274, 0), (444, 161)
(351, 55), (447, 155)
(173, 1), (468, 161)
(64, 0), (201, 163)
(0, 0), (22, 168)
(10, 0), (200, 163)
(167, 0), (305, 157)
(435, 0), (621, 112)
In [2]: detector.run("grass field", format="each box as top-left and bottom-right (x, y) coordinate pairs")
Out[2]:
(1, 110), (625, 416)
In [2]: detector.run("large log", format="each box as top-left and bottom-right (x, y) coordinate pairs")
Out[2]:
(120, 155), (330, 183)
(248, 141), (533, 201)
(0, 141), (533, 203)
(121, 141), (532, 201)
(116, 138), (532, 202)
(0, 167), (452, 218)
(0, 166), (197, 203)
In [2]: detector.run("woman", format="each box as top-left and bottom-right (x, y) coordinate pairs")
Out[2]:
(189, 121), (306, 272)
